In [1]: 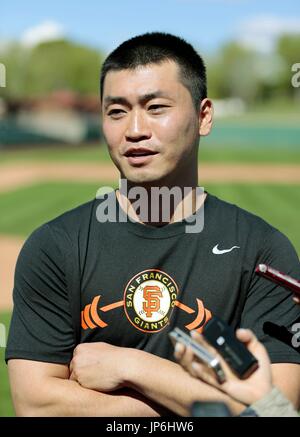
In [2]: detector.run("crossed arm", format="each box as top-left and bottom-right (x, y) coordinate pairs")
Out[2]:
(8, 344), (246, 417)
(8, 359), (166, 417)
(8, 345), (244, 417)
(8, 342), (300, 416)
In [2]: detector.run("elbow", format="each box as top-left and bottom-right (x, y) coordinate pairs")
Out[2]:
(8, 360), (70, 416)
(15, 405), (39, 417)
(14, 399), (58, 417)
(10, 384), (55, 417)
(12, 395), (49, 417)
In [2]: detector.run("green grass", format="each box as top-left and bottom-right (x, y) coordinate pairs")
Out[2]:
(1, 143), (300, 164)
(0, 181), (299, 254)
(0, 312), (14, 417)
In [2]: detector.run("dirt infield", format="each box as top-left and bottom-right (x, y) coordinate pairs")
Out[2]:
(1, 161), (300, 312)
(1, 162), (300, 193)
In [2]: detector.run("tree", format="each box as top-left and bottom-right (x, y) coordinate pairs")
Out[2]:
(1, 39), (103, 99)
(207, 42), (264, 104)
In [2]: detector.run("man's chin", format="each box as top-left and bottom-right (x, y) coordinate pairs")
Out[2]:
(122, 171), (164, 187)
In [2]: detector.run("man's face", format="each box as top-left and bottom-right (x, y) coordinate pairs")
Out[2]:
(101, 61), (201, 186)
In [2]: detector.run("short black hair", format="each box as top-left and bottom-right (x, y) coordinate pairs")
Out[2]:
(100, 32), (207, 110)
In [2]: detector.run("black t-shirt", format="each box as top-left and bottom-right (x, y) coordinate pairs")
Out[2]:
(6, 192), (300, 365)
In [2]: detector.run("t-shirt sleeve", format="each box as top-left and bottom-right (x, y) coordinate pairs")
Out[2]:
(5, 224), (75, 364)
(240, 228), (300, 364)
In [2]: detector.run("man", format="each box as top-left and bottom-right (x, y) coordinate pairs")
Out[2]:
(6, 32), (300, 416)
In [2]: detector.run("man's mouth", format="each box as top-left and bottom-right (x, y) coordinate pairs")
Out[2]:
(124, 147), (159, 165)
(124, 147), (158, 158)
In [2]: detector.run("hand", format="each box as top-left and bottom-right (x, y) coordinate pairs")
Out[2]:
(174, 329), (273, 406)
(69, 342), (132, 392)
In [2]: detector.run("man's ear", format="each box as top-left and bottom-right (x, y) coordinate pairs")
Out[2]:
(199, 98), (214, 136)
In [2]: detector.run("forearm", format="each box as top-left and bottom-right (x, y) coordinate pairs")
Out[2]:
(124, 350), (245, 416)
(15, 377), (163, 417)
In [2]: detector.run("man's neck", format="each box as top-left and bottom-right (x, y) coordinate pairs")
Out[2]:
(116, 183), (206, 227)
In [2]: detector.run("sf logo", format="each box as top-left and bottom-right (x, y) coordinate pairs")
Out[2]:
(143, 285), (163, 317)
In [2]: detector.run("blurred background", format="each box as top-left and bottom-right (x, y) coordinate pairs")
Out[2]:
(0, 0), (299, 416)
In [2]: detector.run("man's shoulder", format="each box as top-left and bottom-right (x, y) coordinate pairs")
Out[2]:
(207, 192), (284, 244)
(208, 193), (272, 229)
(24, 199), (96, 251)
(208, 193), (300, 264)
(47, 198), (96, 230)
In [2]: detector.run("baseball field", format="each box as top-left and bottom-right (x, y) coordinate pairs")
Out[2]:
(1, 135), (300, 416)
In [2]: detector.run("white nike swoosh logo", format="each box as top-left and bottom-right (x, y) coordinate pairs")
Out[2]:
(212, 244), (240, 255)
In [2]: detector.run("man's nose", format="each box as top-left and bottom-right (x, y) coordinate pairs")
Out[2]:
(125, 109), (151, 142)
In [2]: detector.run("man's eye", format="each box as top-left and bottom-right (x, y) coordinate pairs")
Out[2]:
(107, 109), (126, 118)
(148, 105), (168, 113)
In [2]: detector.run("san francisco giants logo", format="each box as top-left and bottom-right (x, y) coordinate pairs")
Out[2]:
(143, 285), (163, 317)
(124, 269), (178, 333)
